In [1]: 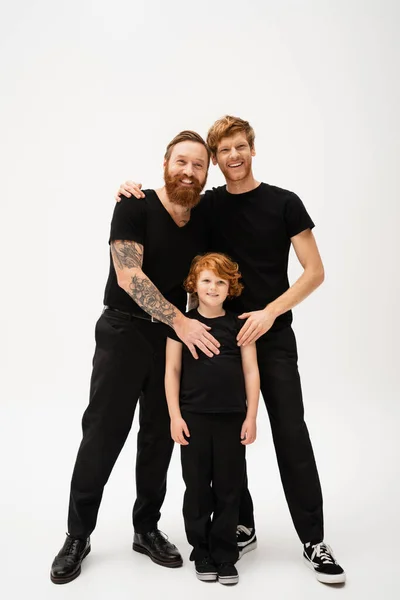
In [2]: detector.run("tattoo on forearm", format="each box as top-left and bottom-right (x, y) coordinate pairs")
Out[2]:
(129, 275), (177, 327)
(111, 240), (143, 270)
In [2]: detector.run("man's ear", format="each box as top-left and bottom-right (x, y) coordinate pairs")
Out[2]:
(211, 155), (218, 166)
(163, 159), (167, 168)
(251, 146), (256, 157)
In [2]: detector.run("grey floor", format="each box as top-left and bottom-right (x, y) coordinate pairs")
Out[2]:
(2, 383), (399, 600)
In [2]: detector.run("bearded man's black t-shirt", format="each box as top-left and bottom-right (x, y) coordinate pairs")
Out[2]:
(168, 309), (247, 414)
(206, 183), (315, 331)
(103, 190), (210, 315)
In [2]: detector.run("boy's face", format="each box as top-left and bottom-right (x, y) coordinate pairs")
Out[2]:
(212, 132), (255, 183)
(195, 269), (230, 308)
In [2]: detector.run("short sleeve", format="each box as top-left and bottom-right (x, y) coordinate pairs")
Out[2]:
(227, 312), (243, 336)
(167, 329), (181, 343)
(284, 192), (315, 238)
(109, 195), (147, 245)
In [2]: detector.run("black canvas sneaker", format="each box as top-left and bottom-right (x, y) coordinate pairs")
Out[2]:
(303, 542), (346, 584)
(194, 557), (218, 581)
(236, 525), (257, 559)
(217, 562), (239, 585)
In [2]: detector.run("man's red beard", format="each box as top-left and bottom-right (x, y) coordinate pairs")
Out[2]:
(164, 166), (206, 208)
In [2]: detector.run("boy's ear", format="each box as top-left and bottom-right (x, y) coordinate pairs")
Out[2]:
(251, 145), (256, 157)
(211, 155), (218, 166)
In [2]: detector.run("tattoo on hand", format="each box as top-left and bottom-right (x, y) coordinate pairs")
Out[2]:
(111, 241), (143, 269)
(129, 275), (177, 327)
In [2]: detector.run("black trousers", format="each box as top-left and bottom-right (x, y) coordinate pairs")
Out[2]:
(239, 326), (324, 544)
(181, 411), (246, 564)
(67, 309), (174, 538)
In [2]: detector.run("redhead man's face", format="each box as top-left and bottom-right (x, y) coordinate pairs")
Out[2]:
(212, 133), (255, 183)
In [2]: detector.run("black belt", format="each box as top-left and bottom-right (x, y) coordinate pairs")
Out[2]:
(104, 306), (161, 323)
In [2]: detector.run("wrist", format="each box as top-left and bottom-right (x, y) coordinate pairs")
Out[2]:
(265, 302), (280, 319)
(173, 311), (185, 329)
(245, 413), (257, 421)
(170, 410), (182, 420)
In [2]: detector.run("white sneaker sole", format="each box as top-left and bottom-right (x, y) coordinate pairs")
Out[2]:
(237, 539), (257, 560)
(303, 556), (346, 584)
(218, 575), (239, 585)
(195, 571), (217, 582)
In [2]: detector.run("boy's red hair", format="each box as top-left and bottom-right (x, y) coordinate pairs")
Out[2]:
(184, 253), (244, 299)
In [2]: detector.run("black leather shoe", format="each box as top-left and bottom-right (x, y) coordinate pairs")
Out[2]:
(133, 529), (183, 568)
(50, 534), (91, 584)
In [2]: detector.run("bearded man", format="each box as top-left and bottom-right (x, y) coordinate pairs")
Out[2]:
(50, 131), (220, 584)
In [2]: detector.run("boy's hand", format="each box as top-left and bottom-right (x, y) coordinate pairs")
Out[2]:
(115, 180), (145, 202)
(170, 417), (190, 445)
(240, 417), (257, 445)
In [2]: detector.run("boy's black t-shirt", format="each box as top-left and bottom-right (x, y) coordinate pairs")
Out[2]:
(103, 191), (210, 314)
(206, 183), (315, 331)
(168, 309), (247, 414)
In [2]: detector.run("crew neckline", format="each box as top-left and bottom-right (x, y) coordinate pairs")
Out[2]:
(196, 308), (226, 320)
(224, 182), (265, 198)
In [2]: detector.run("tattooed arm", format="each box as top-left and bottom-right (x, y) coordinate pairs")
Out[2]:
(111, 239), (178, 326)
(111, 240), (220, 358)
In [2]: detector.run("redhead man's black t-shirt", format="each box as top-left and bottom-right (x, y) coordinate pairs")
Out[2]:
(205, 183), (315, 331)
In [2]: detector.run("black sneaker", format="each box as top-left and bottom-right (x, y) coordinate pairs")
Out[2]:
(217, 562), (239, 585)
(303, 542), (346, 584)
(236, 525), (257, 559)
(195, 557), (218, 581)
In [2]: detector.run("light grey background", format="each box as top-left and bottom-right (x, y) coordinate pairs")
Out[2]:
(1, 1), (399, 598)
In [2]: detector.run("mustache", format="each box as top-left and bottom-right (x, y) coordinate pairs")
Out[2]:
(167, 173), (201, 187)
(163, 167), (206, 208)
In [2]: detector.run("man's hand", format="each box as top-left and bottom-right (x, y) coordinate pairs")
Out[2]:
(237, 307), (276, 346)
(241, 417), (257, 445)
(170, 417), (190, 445)
(115, 181), (145, 202)
(174, 315), (220, 359)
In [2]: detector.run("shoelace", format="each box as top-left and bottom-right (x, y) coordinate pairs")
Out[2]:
(310, 542), (336, 564)
(54, 536), (84, 566)
(65, 537), (81, 555)
(152, 529), (170, 545)
(236, 525), (252, 537)
(218, 562), (236, 570)
(197, 556), (214, 567)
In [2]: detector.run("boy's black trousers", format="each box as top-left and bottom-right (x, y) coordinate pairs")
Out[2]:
(67, 309), (174, 538)
(181, 411), (246, 564)
(239, 325), (324, 544)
